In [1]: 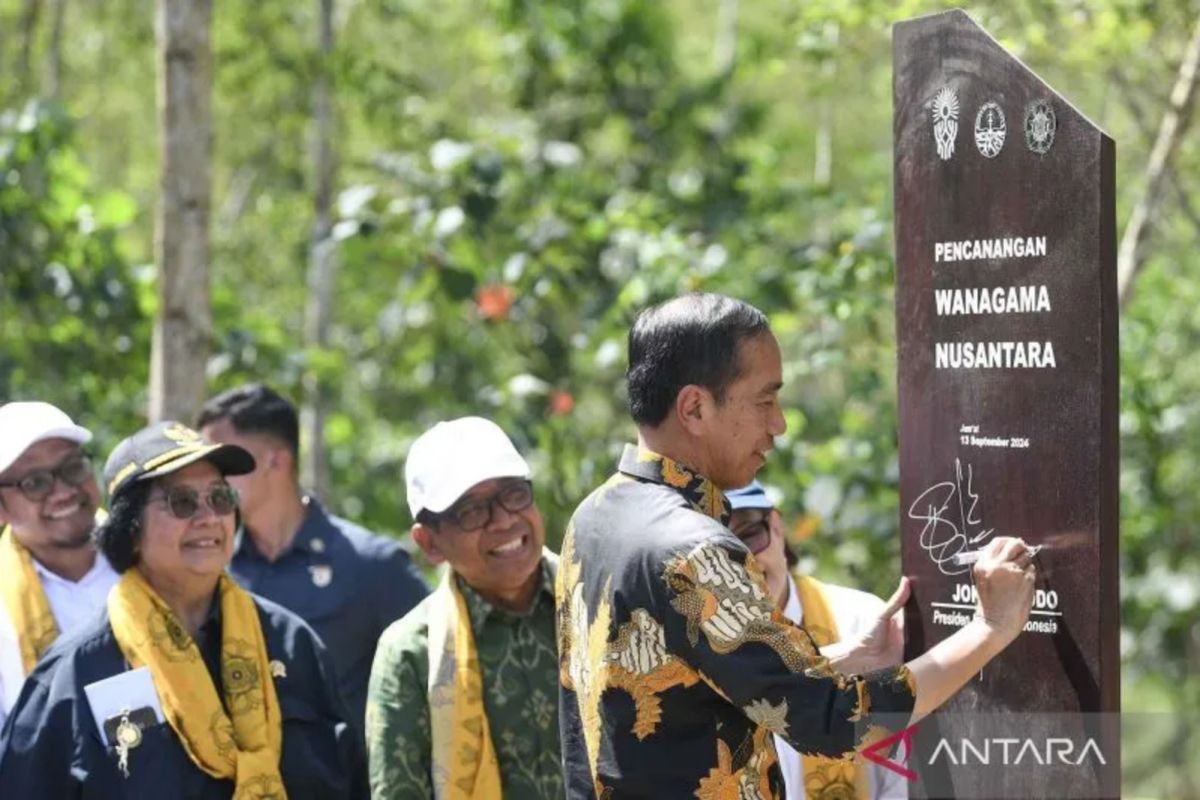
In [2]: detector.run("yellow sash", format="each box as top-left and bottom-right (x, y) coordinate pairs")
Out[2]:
(0, 526), (60, 675)
(108, 570), (286, 799)
(794, 574), (871, 800)
(427, 568), (502, 800)
(426, 552), (556, 799)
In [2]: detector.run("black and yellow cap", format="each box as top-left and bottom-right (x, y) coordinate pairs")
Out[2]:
(103, 420), (256, 499)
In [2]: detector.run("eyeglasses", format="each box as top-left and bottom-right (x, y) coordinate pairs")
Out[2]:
(436, 480), (534, 532)
(731, 510), (772, 541)
(149, 484), (239, 520)
(0, 454), (93, 501)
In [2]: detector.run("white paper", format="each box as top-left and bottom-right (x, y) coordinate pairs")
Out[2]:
(83, 667), (164, 746)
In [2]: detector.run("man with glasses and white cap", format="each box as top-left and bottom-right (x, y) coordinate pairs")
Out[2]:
(727, 480), (907, 800)
(365, 416), (562, 800)
(0, 401), (117, 727)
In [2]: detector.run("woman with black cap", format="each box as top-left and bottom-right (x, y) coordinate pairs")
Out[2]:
(0, 421), (365, 798)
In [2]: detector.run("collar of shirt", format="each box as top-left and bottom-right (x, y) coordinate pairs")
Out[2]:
(616, 444), (731, 524)
(234, 496), (337, 560)
(31, 551), (117, 590)
(455, 557), (556, 630)
(782, 572), (803, 627)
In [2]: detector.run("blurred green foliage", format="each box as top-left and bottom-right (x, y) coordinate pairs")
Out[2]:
(1, 0), (1199, 794)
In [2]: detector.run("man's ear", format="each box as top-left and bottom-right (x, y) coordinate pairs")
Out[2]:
(411, 523), (446, 566)
(674, 384), (712, 436)
(270, 446), (294, 476)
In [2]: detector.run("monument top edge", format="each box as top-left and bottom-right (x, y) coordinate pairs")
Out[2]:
(893, 9), (1113, 143)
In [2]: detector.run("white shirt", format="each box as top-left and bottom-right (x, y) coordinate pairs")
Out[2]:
(774, 573), (909, 800)
(0, 552), (119, 724)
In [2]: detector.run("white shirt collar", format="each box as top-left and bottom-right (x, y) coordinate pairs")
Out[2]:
(782, 572), (803, 626)
(31, 551), (116, 588)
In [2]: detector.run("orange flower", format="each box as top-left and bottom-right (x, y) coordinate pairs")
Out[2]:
(476, 284), (514, 320)
(550, 390), (575, 416)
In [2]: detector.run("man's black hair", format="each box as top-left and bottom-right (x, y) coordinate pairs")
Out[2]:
(626, 293), (771, 427)
(196, 383), (300, 458)
(92, 481), (153, 573)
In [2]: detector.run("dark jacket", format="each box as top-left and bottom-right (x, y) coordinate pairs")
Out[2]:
(557, 445), (917, 798)
(229, 498), (428, 732)
(0, 593), (366, 799)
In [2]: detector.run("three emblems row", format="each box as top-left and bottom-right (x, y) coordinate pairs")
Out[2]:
(930, 87), (1056, 161)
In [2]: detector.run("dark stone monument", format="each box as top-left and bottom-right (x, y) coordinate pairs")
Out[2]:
(893, 10), (1119, 798)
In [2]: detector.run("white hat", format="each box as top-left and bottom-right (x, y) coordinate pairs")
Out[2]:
(0, 402), (93, 476)
(405, 416), (530, 519)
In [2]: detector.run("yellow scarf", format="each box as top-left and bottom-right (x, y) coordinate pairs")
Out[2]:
(0, 526), (60, 675)
(108, 570), (286, 800)
(427, 568), (503, 800)
(426, 552), (557, 800)
(794, 574), (871, 800)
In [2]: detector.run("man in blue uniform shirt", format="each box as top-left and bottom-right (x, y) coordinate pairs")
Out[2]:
(198, 384), (428, 731)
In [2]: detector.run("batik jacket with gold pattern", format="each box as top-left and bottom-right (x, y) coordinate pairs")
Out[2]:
(556, 445), (916, 799)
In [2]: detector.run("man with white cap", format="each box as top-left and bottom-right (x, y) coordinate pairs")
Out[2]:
(365, 416), (561, 800)
(0, 401), (117, 727)
(727, 480), (907, 800)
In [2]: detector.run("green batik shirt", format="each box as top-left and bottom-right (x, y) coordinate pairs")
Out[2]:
(557, 445), (917, 799)
(366, 558), (562, 799)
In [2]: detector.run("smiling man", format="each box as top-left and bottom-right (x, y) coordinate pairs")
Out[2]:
(557, 293), (1038, 798)
(0, 402), (116, 728)
(365, 416), (561, 800)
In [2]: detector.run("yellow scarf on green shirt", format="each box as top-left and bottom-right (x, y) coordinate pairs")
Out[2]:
(0, 526), (60, 675)
(427, 552), (556, 800)
(794, 573), (871, 800)
(108, 569), (286, 800)
(427, 568), (503, 800)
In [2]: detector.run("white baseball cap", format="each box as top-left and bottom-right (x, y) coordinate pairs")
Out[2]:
(0, 402), (93, 476)
(405, 416), (530, 519)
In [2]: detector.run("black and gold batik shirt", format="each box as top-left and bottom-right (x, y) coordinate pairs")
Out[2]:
(557, 445), (917, 799)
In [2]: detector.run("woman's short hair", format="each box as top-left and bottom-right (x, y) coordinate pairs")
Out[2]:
(92, 480), (153, 573)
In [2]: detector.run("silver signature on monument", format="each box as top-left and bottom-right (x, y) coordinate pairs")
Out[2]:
(908, 459), (996, 575)
(931, 86), (959, 161)
(974, 101), (1006, 158)
(1024, 100), (1056, 154)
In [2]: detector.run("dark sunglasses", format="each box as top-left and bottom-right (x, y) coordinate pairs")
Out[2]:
(731, 509), (772, 540)
(435, 480), (534, 532)
(0, 454), (93, 501)
(149, 484), (239, 520)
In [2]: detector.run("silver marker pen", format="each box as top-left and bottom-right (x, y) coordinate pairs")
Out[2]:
(951, 544), (1043, 566)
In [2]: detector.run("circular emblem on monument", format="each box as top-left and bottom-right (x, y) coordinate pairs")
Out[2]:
(974, 101), (1006, 158)
(1024, 100), (1056, 154)
(931, 86), (959, 161)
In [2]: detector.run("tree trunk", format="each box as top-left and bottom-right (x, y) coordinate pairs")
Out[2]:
(44, 0), (67, 101)
(1109, 66), (1200, 238)
(149, 0), (213, 423)
(301, 0), (336, 498)
(813, 24), (839, 189)
(17, 0), (42, 95)
(1117, 16), (1200, 305)
(713, 0), (737, 75)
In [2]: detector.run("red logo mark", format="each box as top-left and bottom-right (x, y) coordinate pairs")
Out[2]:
(860, 724), (919, 782)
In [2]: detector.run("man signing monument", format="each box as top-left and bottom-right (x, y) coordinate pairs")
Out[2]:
(557, 292), (1038, 798)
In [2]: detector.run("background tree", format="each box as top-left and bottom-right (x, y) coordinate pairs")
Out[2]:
(301, 0), (337, 498)
(149, 0), (213, 422)
(2, 1), (1199, 793)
